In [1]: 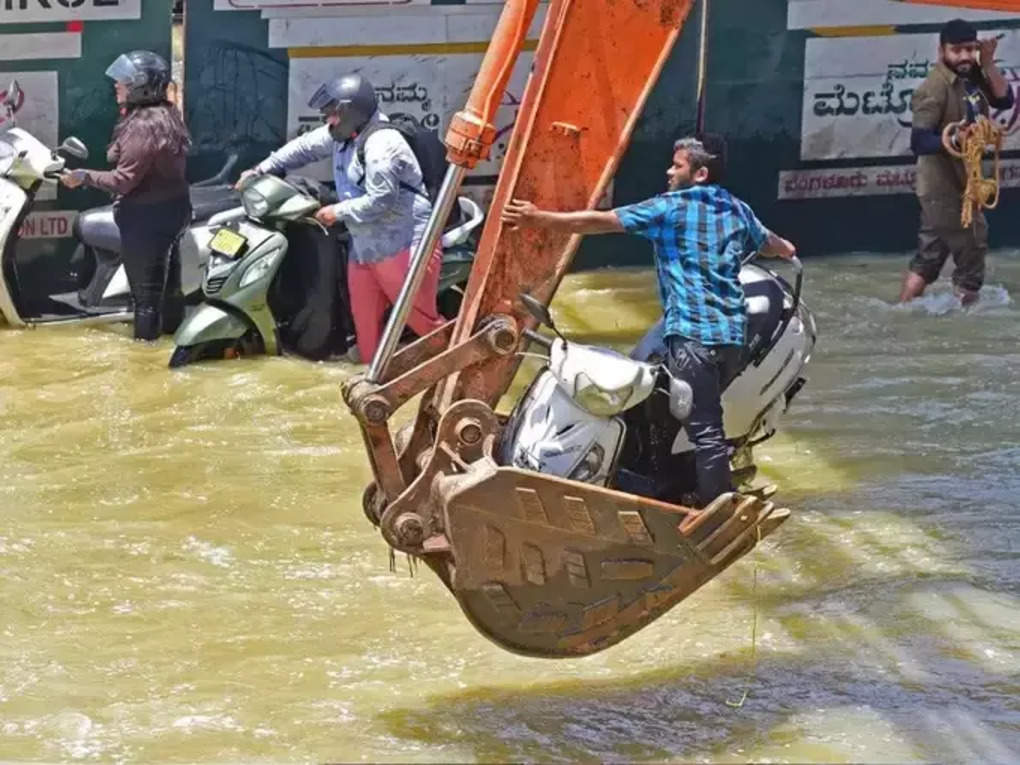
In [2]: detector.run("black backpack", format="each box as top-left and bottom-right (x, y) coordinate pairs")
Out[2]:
(355, 116), (463, 229)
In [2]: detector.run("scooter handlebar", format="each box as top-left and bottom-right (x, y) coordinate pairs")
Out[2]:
(522, 328), (553, 351)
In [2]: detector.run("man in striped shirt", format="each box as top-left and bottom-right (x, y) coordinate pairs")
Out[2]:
(503, 137), (795, 506)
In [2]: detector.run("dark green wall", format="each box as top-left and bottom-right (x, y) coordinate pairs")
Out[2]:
(182, 2), (287, 182)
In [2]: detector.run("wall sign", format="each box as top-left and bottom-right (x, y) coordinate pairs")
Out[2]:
(779, 158), (1020, 200)
(801, 30), (1020, 161)
(0, 0), (140, 24)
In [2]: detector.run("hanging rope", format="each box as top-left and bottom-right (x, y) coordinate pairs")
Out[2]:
(942, 115), (1004, 229)
(725, 524), (762, 709)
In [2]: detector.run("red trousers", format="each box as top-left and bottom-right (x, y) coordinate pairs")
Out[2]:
(347, 245), (444, 362)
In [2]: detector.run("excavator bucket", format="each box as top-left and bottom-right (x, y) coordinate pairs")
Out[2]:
(438, 460), (789, 658)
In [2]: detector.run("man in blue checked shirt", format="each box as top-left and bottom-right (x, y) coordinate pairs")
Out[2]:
(502, 136), (796, 507)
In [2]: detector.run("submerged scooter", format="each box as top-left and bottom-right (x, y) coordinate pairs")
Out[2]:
(499, 256), (815, 503)
(169, 173), (484, 367)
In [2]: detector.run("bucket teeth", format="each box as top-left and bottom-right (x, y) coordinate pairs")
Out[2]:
(698, 496), (764, 559)
(746, 483), (779, 502)
(710, 503), (790, 567)
(678, 493), (737, 542)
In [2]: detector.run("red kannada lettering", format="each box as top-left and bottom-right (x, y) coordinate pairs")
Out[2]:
(784, 170), (871, 194)
(17, 214), (70, 239)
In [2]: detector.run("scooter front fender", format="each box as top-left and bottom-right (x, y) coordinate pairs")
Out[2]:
(174, 303), (253, 348)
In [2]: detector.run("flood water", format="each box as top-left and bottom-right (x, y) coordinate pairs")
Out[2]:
(1, 253), (1018, 763)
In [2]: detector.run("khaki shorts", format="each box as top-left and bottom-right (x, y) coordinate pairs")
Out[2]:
(909, 196), (988, 293)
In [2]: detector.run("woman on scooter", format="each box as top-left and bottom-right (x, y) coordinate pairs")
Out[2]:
(61, 50), (191, 341)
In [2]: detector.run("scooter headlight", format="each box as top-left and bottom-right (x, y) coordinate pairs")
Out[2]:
(241, 187), (270, 219)
(569, 443), (606, 482)
(574, 376), (633, 417)
(239, 246), (284, 288)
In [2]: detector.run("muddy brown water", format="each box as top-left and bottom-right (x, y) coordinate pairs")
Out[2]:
(1, 253), (1018, 762)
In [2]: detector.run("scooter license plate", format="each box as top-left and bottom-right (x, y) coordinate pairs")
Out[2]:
(209, 228), (247, 258)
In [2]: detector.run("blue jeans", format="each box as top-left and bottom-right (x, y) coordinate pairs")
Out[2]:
(667, 336), (743, 507)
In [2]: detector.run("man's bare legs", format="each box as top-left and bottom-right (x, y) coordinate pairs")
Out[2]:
(954, 286), (980, 307)
(899, 271), (981, 307)
(898, 271), (929, 303)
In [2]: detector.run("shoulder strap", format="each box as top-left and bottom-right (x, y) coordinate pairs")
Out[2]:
(354, 122), (394, 166)
(354, 123), (428, 198)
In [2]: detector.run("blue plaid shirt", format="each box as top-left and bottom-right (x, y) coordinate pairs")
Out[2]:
(615, 184), (769, 346)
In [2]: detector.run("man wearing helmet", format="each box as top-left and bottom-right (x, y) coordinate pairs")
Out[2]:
(239, 74), (444, 363)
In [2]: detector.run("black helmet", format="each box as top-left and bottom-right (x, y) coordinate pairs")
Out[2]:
(308, 73), (377, 141)
(105, 50), (170, 106)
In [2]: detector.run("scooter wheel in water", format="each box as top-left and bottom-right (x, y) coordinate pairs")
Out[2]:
(168, 345), (202, 368)
(168, 332), (265, 368)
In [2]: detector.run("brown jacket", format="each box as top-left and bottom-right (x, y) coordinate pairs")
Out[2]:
(83, 112), (188, 203)
(911, 62), (995, 201)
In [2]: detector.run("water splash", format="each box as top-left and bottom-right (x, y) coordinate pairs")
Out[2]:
(894, 284), (1013, 316)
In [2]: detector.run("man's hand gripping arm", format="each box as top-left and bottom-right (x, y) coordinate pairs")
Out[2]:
(502, 199), (625, 235)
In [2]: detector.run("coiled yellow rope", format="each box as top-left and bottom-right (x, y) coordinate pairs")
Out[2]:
(943, 115), (1004, 229)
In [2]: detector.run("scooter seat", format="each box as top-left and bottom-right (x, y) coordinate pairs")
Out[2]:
(190, 185), (241, 222)
(74, 206), (120, 253)
(73, 186), (242, 256)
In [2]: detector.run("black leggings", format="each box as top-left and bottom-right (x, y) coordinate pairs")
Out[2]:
(114, 196), (191, 340)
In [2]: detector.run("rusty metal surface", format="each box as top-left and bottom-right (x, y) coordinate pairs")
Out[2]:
(435, 463), (787, 658)
(377, 321), (455, 385)
(356, 421), (405, 504)
(377, 400), (501, 553)
(373, 317), (518, 416)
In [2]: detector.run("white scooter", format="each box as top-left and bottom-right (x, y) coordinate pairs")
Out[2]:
(0, 81), (101, 327)
(499, 256), (816, 502)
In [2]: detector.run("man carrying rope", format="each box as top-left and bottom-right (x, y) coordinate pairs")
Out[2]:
(899, 19), (1014, 307)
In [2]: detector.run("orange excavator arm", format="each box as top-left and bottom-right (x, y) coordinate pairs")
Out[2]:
(442, 0), (694, 409)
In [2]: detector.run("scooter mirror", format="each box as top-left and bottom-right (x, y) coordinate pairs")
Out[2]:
(2, 80), (22, 110)
(57, 137), (89, 161)
(520, 293), (556, 330)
